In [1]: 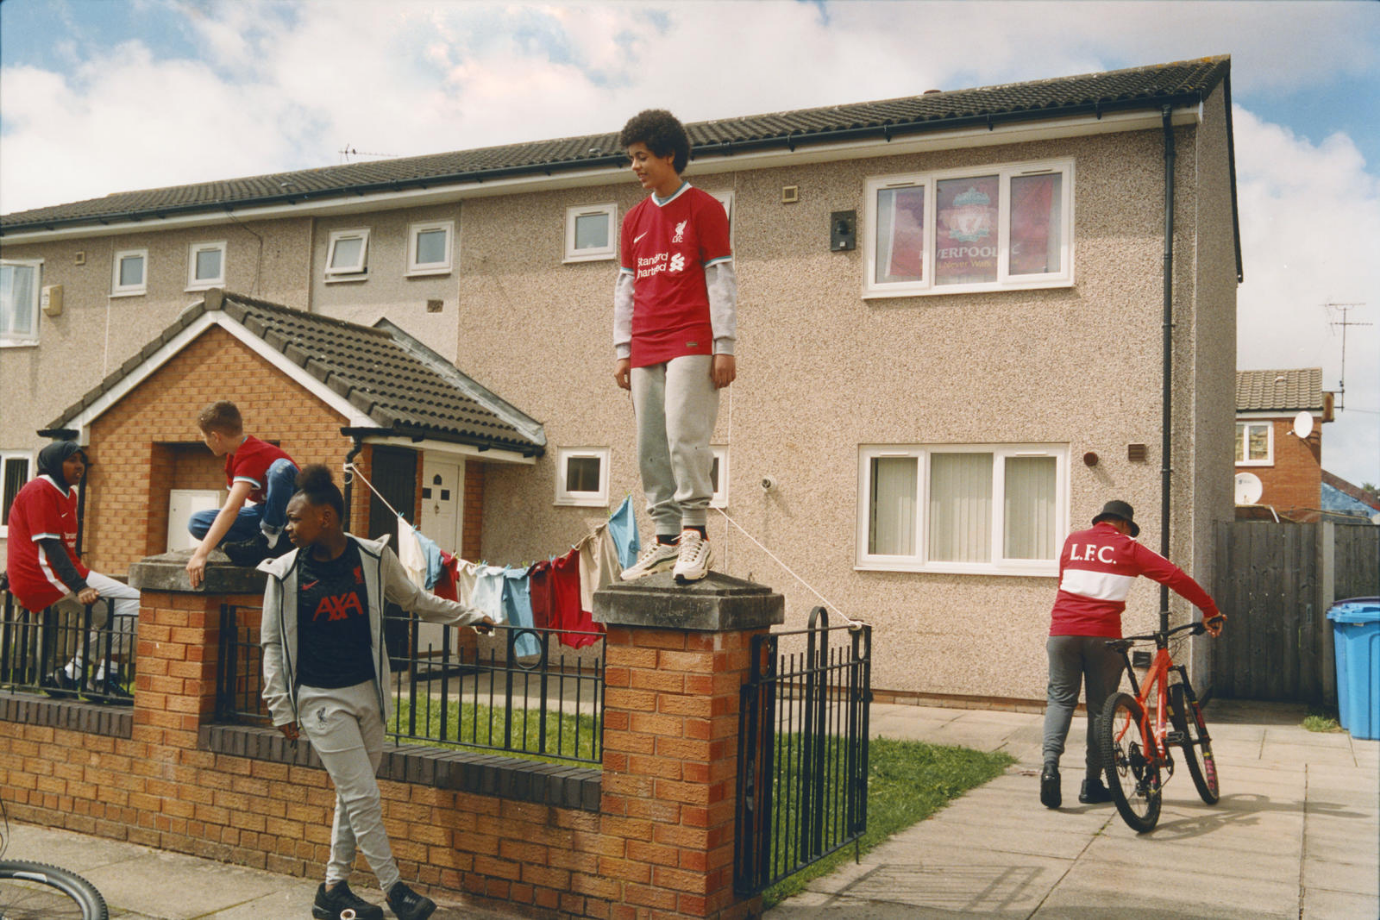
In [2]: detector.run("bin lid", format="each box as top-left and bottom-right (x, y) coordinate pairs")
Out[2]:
(1326, 597), (1380, 623)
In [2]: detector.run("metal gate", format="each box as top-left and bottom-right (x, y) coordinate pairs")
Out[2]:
(734, 608), (871, 897)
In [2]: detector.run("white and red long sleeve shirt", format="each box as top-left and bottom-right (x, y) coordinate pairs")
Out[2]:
(1050, 521), (1220, 638)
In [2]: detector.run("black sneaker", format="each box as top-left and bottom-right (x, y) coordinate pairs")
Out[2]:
(313, 881), (384, 920)
(1040, 764), (1061, 809)
(1079, 777), (1114, 804)
(41, 668), (79, 699)
(386, 881), (436, 920)
(222, 532), (272, 567)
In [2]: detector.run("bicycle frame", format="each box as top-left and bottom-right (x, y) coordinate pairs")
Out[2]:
(1108, 620), (1205, 770)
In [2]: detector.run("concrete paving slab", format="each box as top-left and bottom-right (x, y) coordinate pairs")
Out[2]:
(820, 848), (1073, 917)
(1301, 886), (1380, 920)
(1051, 854), (1299, 919)
(1260, 741), (1366, 767)
(1082, 833), (1300, 880)
(886, 817), (1098, 861)
(79, 851), (301, 920)
(1302, 856), (1380, 897)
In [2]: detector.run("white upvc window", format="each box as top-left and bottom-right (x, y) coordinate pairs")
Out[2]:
(555, 447), (610, 506)
(857, 443), (1068, 576)
(186, 240), (226, 290)
(1, 450), (34, 537)
(111, 249), (148, 296)
(710, 447), (729, 509)
(864, 158), (1074, 298)
(564, 204), (617, 263)
(407, 220), (454, 276)
(1, 259), (42, 346)
(325, 228), (370, 279)
(1235, 421), (1273, 465)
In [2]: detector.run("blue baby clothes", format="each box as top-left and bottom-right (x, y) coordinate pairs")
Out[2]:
(501, 567), (541, 658)
(607, 495), (641, 570)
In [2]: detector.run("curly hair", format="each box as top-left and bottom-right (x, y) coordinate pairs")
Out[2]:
(196, 400), (243, 436)
(295, 463), (345, 518)
(618, 109), (690, 173)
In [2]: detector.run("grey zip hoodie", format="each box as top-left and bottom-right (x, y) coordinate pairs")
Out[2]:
(258, 533), (487, 727)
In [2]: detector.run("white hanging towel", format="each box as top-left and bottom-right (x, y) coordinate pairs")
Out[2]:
(397, 514), (428, 590)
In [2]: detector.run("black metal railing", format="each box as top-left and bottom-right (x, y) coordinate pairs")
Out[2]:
(1, 583), (137, 706)
(216, 603), (604, 765)
(734, 608), (872, 897)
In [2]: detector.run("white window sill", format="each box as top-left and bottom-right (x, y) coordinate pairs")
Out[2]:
(563, 252), (616, 264)
(1235, 460), (1273, 468)
(861, 278), (1074, 300)
(186, 282), (224, 292)
(109, 289), (147, 298)
(1, 338), (40, 349)
(405, 267), (452, 278)
(555, 495), (610, 508)
(855, 559), (1058, 577)
(324, 273), (370, 284)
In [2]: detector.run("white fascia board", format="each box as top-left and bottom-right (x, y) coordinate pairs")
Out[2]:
(366, 434), (536, 465)
(3, 107), (1199, 245)
(64, 309), (374, 443)
(1235, 410), (1322, 421)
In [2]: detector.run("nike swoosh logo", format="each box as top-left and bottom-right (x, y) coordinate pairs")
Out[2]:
(302, 580), (319, 590)
(634, 232), (648, 244)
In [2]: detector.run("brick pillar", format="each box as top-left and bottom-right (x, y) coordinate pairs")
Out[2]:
(127, 551), (266, 836)
(594, 573), (784, 920)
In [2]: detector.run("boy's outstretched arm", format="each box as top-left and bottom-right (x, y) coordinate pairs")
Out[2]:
(187, 480), (254, 587)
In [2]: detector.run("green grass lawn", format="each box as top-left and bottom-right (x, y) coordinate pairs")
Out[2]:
(388, 698), (601, 765)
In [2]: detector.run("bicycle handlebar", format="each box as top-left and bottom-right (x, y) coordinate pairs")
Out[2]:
(1118, 619), (1213, 645)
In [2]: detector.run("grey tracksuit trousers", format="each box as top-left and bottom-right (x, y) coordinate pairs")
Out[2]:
(297, 681), (400, 893)
(1042, 635), (1124, 781)
(630, 355), (719, 535)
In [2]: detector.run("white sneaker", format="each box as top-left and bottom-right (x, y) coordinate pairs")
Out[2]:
(620, 540), (680, 581)
(673, 530), (714, 583)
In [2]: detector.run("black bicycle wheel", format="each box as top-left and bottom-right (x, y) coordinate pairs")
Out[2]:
(1099, 692), (1162, 833)
(1168, 682), (1220, 805)
(0, 860), (109, 920)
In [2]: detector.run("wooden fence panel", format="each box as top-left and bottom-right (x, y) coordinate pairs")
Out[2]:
(1333, 525), (1380, 600)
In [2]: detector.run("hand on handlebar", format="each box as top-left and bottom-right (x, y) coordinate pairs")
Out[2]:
(1204, 614), (1226, 638)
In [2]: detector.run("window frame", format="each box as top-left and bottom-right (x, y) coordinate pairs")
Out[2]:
(1, 258), (43, 346)
(710, 446), (729, 509)
(406, 220), (455, 276)
(111, 248), (148, 297)
(564, 204), (617, 263)
(324, 228), (371, 280)
(1, 450), (35, 538)
(1235, 421), (1274, 466)
(186, 240), (227, 291)
(554, 447), (610, 507)
(862, 158), (1074, 298)
(856, 442), (1068, 576)
(706, 190), (735, 246)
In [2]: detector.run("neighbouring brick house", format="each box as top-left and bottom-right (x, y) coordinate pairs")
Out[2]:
(2, 56), (1242, 702)
(1234, 368), (1334, 521)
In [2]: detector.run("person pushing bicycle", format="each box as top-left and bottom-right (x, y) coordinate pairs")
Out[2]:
(1040, 500), (1224, 809)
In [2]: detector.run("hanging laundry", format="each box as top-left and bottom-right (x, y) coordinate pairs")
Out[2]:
(397, 515), (427, 590)
(455, 559), (481, 607)
(413, 528), (444, 589)
(434, 551), (460, 602)
(501, 567), (542, 658)
(576, 524), (621, 615)
(470, 565), (507, 622)
(551, 547), (598, 649)
(606, 495), (641, 570)
(527, 559), (554, 629)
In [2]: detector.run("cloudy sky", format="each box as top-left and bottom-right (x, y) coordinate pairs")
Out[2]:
(2, 0), (1377, 488)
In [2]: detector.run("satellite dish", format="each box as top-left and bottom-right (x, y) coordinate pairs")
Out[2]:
(1292, 411), (1314, 439)
(1235, 472), (1263, 505)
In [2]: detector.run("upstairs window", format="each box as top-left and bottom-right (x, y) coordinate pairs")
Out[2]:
(565, 204), (616, 263)
(1235, 421), (1273, 465)
(187, 241), (226, 290)
(325, 229), (370, 279)
(407, 220), (454, 276)
(555, 447), (610, 507)
(2, 451), (32, 537)
(112, 249), (147, 296)
(864, 159), (1073, 297)
(1, 259), (41, 345)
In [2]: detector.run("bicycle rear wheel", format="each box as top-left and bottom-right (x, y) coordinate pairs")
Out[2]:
(1168, 682), (1220, 805)
(1099, 692), (1162, 833)
(0, 860), (109, 920)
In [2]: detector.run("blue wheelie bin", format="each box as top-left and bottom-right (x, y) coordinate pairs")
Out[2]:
(1327, 597), (1380, 740)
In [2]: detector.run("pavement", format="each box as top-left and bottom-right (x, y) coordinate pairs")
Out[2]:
(4, 699), (1376, 919)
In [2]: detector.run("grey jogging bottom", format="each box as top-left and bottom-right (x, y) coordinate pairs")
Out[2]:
(1042, 635), (1124, 780)
(296, 681), (400, 893)
(630, 355), (719, 534)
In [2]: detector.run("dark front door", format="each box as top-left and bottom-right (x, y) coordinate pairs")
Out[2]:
(367, 445), (417, 668)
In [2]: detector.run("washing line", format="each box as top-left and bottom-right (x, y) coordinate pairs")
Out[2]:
(345, 462), (405, 521)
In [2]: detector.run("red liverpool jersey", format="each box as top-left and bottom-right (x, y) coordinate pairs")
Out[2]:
(619, 184), (732, 368)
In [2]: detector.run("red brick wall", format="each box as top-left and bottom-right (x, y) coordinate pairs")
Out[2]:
(463, 460), (485, 562)
(81, 326), (358, 575)
(1242, 417), (1323, 520)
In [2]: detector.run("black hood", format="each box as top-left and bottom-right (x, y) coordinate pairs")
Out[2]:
(37, 441), (85, 491)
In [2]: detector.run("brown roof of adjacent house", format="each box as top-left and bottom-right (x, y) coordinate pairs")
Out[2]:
(1, 56), (1232, 233)
(45, 291), (546, 456)
(1236, 368), (1325, 412)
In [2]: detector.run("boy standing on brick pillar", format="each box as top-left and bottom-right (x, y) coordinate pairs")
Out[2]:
(186, 400), (298, 586)
(613, 109), (736, 584)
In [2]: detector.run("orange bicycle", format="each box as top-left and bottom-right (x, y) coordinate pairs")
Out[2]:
(1099, 617), (1223, 832)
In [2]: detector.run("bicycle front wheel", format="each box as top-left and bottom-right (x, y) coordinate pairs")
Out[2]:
(1100, 692), (1162, 833)
(0, 860), (109, 920)
(1169, 682), (1220, 805)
